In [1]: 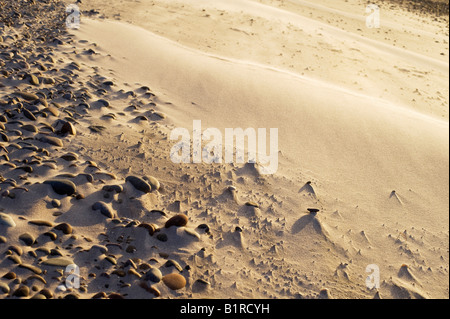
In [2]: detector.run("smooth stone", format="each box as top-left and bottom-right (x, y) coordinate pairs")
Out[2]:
(28, 220), (54, 227)
(0, 132), (9, 142)
(42, 106), (59, 116)
(112, 270), (126, 277)
(102, 185), (123, 193)
(38, 135), (63, 147)
(25, 274), (47, 285)
(15, 92), (39, 101)
(165, 259), (183, 272)
(162, 273), (186, 290)
(60, 121), (76, 135)
(13, 285), (30, 297)
(125, 245), (136, 253)
(139, 282), (161, 297)
(104, 256), (117, 265)
(43, 231), (57, 241)
(156, 233), (168, 242)
(126, 175), (151, 193)
(0, 213), (16, 227)
(88, 125), (106, 133)
(19, 233), (35, 246)
(53, 223), (73, 234)
(21, 124), (38, 133)
(137, 223), (157, 236)
(51, 199), (61, 208)
(0, 282), (9, 294)
(39, 289), (53, 299)
(92, 201), (115, 218)
(43, 179), (76, 196)
(245, 201), (259, 208)
(23, 109), (37, 121)
(3, 272), (17, 280)
(165, 214), (188, 228)
(28, 74), (39, 86)
(89, 245), (108, 254)
(144, 267), (162, 283)
(7, 255), (22, 264)
(8, 245), (23, 256)
(146, 176), (160, 191)
(18, 264), (42, 275)
(184, 228), (201, 239)
(42, 257), (74, 267)
(60, 152), (78, 161)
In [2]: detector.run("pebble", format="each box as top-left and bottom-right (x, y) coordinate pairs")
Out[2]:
(51, 199), (61, 208)
(144, 267), (163, 283)
(319, 288), (332, 299)
(162, 273), (186, 290)
(42, 257), (74, 267)
(43, 231), (57, 241)
(42, 106), (59, 117)
(126, 175), (151, 193)
(0, 213), (16, 227)
(23, 109), (37, 121)
(165, 214), (188, 228)
(43, 179), (76, 196)
(245, 201), (259, 208)
(13, 285), (30, 297)
(92, 292), (108, 299)
(54, 223), (73, 234)
(89, 244), (108, 254)
(27, 74), (40, 86)
(8, 245), (23, 256)
(92, 201), (115, 218)
(104, 256), (117, 265)
(165, 259), (183, 272)
(19, 233), (35, 246)
(137, 223), (157, 236)
(18, 264), (43, 275)
(156, 233), (168, 242)
(185, 228), (201, 239)
(21, 124), (38, 133)
(38, 135), (63, 147)
(15, 91), (39, 101)
(24, 274), (46, 285)
(128, 269), (141, 278)
(60, 121), (76, 135)
(102, 184), (123, 193)
(0, 282), (9, 294)
(39, 289), (53, 299)
(307, 208), (320, 214)
(60, 152), (78, 161)
(126, 245), (136, 253)
(139, 282), (161, 297)
(28, 220), (53, 227)
(112, 270), (126, 277)
(3, 272), (17, 280)
(146, 176), (160, 191)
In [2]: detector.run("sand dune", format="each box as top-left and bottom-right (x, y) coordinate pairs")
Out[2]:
(0, 0), (448, 299)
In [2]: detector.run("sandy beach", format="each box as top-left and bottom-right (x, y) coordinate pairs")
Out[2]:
(0, 0), (448, 299)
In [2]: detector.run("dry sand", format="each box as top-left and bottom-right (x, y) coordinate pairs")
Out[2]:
(0, 0), (448, 299)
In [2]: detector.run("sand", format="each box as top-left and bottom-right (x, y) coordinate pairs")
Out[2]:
(0, 0), (448, 299)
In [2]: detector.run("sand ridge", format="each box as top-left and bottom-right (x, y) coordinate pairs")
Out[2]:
(0, 0), (448, 299)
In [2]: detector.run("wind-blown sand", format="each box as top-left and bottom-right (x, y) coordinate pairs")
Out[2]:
(0, 0), (448, 299)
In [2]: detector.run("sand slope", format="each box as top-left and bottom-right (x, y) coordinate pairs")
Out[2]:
(0, 0), (448, 299)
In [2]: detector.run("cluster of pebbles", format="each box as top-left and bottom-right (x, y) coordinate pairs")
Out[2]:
(0, 0), (209, 299)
